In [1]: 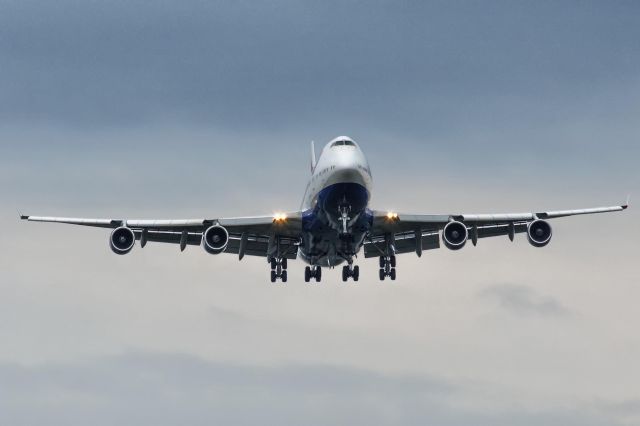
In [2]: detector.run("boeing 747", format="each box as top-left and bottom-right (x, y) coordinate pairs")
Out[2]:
(21, 136), (628, 282)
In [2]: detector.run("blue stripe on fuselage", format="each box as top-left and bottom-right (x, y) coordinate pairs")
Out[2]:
(317, 182), (369, 216)
(300, 182), (372, 266)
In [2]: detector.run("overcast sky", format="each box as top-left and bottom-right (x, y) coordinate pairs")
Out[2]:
(1, 1), (639, 425)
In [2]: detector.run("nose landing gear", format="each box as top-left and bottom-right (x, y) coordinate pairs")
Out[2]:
(338, 203), (351, 235)
(378, 255), (396, 281)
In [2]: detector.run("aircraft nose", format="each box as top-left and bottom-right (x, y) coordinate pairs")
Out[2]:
(332, 164), (368, 187)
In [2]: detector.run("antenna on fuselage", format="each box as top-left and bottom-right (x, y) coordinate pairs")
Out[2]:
(310, 140), (317, 172)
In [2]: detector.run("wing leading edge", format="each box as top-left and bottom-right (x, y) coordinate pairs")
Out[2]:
(20, 212), (303, 259)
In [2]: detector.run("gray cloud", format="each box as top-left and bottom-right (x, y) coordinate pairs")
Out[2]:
(1, 0), (637, 191)
(2, 1), (638, 189)
(0, 352), (624, 426)
(601, 399), (640, 424)
(1, 0), (639, 138)
(479, 284), (570, 317)
(1, 1), (639, 425)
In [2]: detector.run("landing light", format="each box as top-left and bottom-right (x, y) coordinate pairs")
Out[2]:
(273, 213), (288, 223)
(386, 212), (399, 220)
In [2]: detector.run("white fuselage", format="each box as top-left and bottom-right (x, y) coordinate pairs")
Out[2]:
(298, 136), (374, 267)
(302, 137), (373, 210)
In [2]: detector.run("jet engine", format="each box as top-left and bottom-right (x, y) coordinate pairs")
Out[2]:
(202, 225), (229, 254)
(527, 220), (552, 247)
(110, 227), (136, 255)
(443, 221), (468, 250)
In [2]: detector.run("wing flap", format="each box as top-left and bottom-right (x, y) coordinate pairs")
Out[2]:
(133, 230), (202, 246)
(475, 222), (528, 239)
(364, 232), (440, 258)
(131, 230), (298, 259)
(225, 237), (298, 259)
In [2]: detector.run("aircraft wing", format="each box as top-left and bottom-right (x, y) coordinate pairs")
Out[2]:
(364, 202), (628, 258)
(20, 212), (303, 259)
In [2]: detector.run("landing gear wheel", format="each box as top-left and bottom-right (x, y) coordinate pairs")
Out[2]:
(342, 266), (349, 282)
(315, 267), (322, 282)
(353, 265), (360, 281)
(379, 256), (385, 268)
(379, 268), (385, 281)
(270, 256), (288, 282)
(390, 255), (396, 268)
(304, 266), (311, 283)
(390, 268), (396, 281)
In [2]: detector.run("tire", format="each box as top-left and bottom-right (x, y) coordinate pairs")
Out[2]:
(304, 266), (311, 283)
(390, 268), (396, 281)
(316, 267), (322, 282)
(379, 256), (385, 268)
(270, 270), (277, 282)
(390, 255), (396, 268)
(379, 268), (385, 281)
(270, 258), (277, 270)
(282, 258), (287, 269)
(281, 270), (287, 283)
(353, 265), (359, 281)
(342, 266), (348, 282)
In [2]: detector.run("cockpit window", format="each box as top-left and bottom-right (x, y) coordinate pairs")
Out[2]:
(331, 139), (355, 147)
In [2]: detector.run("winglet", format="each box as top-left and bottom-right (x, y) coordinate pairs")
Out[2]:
(19, 211), (29, 220)
(623, 194), (631, 209)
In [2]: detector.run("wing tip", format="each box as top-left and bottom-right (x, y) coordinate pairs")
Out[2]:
(623, 194), (631, 209)
(19, 212), (29, 220)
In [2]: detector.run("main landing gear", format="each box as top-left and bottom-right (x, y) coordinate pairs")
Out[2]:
(304, 266), (322, 283)
(270, 257), (288, 283)
(342, 263), (359, 282)
(379, 255), (396, 281)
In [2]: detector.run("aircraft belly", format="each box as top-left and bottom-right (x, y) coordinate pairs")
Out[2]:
(300, 182), (373, 267)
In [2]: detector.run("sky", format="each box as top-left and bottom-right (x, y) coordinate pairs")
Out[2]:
(1, 0), (639, 424)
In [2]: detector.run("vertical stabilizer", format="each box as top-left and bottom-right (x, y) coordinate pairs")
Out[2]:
(310, 141), (317, 172)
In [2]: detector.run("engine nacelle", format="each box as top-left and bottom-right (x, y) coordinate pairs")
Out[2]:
(527, 220), (552, 247)
(110, 227), (135, 255)
(443, 221), (468, 250)
(202, 225), (229, 254)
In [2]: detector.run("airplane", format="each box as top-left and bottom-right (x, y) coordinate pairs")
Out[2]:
(21, 136), (628, 283)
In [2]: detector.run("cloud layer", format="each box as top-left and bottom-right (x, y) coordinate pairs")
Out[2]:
(0, 352), (628, 426)
(1, 1), (639, 425)
(480, 284), (569, 317)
